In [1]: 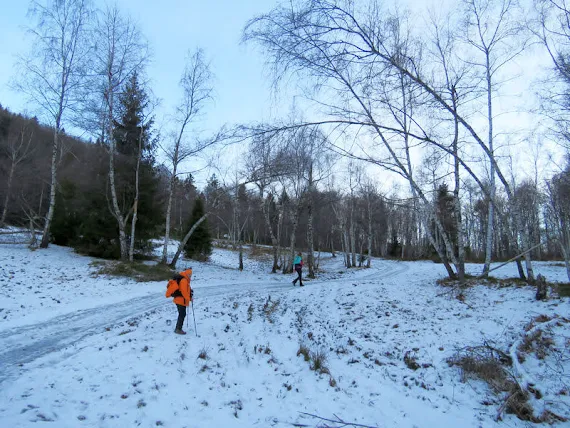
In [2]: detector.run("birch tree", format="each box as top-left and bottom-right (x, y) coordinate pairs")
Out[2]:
(462, 0), (527, 277)
(112, 72), (157, 262)
(302, 128), (331, 278)
(279, 129), (310, 274)
(15, 0), (91, 248)
(244, 1), (461, 278)
(358, 178), (379, 268)
(245, 132), (286, 272)
(161, 48), (213, 265)
(532, 0), (570, 151)
(91, 4), (148, 260)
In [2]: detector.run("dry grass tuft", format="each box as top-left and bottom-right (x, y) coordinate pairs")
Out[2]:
(448, 344), (544, 422)
(94, 261), (174, 282)
(247, 303), (254, 322)
(518, 329), (555, 361)
(248, 246), (274, 259)
(404, 351), (420, 371)
(262, 296), (281, 323)
(197, 347), (208, 360)
(310, 350), (329, 375)
(297, 344), (311, 362)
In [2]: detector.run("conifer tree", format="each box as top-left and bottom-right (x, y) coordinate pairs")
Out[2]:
(113, 72), (162, 259)
(183, 197), (212, 261)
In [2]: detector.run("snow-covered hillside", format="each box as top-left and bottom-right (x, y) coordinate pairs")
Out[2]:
(0, 242), (568, 427)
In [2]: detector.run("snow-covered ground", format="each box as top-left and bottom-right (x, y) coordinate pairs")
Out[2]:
(0, 240), (569, 427)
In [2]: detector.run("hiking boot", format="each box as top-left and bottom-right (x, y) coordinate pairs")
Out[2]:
(300, 283), (304, 287)
(292, 280), (296, 285)
(174, 329), (187, 335)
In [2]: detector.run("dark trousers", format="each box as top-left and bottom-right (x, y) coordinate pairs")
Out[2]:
(176, 304), (186, 330)
(293, 266), (303, 286)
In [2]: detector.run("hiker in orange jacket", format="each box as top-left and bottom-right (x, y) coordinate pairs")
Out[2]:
(173, 268), (193, 335)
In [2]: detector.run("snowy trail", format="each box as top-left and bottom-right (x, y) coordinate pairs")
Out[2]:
(0, 262), (408, 386)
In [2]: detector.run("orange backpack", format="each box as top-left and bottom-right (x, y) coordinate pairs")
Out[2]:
(165, 274), (184, 298)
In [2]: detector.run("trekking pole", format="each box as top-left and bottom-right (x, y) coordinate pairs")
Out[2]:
(191, 299), (198, 337)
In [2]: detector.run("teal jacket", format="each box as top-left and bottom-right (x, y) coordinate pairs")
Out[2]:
(293, 255), (302, 266)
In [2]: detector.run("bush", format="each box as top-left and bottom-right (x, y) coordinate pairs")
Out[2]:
(93, 261), (175, 282)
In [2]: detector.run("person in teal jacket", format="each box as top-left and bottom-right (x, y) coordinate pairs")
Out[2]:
(292, 252), (304, 286)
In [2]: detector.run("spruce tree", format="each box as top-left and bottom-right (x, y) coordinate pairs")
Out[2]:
(183, 197), (212, 261)
(112, 72), (163, 254)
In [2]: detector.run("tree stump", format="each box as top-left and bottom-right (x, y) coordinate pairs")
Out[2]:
(535, 274), (547, 301)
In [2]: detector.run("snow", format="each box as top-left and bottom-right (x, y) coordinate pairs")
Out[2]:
(0, 240), (569, 427)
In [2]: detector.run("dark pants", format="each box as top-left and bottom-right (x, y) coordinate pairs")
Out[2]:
(293, 265), (303, 286)
(176, 304), (186, 330)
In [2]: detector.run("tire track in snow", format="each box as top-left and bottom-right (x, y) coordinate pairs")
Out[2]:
(0, 261), (409, 385)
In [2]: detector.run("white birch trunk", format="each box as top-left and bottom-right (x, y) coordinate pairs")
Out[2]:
(286, 206), (301, 274)
(128, 125), (144, 262)
(452, 87), (466, 281)
(261, 195), (280, 273)
(307, 165), (315, 278)
(367, 194), (372, 268)
(169, 213), (208, 268)
(106, 88), (129, 260)
(40, 122), (61, 248)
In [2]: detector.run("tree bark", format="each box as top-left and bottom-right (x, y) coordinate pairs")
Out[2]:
(161, 155), (178, 264)
(107, 89), (129, 261)
(452, 86), (466, 282)
(129, 125), (144, 262)
(261, 194), (280, 273)
(306, 165), (315, 278)
(286, 206), (301, 274)
(482, 49), (495, 277)
(169, 213), (208, 268)
(366, 192), (373, 268)
(40, 122), (61, 248)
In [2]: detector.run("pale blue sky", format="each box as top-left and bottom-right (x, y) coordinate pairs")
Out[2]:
(0, 0), (558, 188)
(0, 0), (281, 131)
(0, 0), (290, 187)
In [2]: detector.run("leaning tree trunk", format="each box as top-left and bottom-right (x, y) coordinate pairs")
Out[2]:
(161, 168), (177, 264)
(162, 130), (184, 265)
(129, 126), (144, 262)
(420, 206), (457, 279)
(169, 213), (208, 268)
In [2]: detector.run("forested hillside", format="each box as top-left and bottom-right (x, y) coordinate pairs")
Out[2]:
(0, 0), (570, 284)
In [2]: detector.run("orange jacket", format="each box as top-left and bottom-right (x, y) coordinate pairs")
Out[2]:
(173, 269), (192, 307)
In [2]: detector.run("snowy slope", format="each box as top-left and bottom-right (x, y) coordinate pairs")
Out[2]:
(0, 242), (569, 427)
